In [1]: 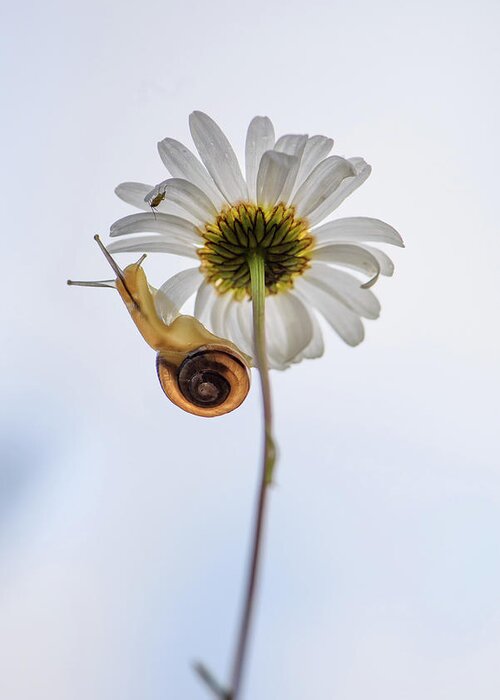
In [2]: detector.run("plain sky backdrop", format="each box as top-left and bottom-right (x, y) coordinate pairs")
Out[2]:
(1, 0), (500, 698)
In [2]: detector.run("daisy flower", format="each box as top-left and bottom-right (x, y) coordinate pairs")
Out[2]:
(108, 112), (403, 370)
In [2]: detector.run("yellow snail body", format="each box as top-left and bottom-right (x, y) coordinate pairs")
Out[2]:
(68, 236), (251, 417)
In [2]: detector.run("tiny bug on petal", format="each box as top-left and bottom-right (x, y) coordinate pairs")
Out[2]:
(146, 188), (167, 219)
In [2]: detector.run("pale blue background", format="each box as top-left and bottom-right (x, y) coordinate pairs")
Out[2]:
(1, 0), (500, 698)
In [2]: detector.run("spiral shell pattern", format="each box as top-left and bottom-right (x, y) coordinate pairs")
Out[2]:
(156, 345), (251, 417)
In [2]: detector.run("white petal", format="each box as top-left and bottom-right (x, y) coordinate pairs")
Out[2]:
(110, 213), (201, 245)
(235, 301), (259, 366)
(157, 137), (225, 208)
(273, 134), (308, 201)
(312, 243), (382, 288)
(292, 156), (357, 223)
(194, 280), (216, 324)
(116, 182), (198, 222)
(146, 178), (217, 224)
(209, 292), (233, 338)
(262, 299), (288, 370)
(189, 111), (248, 204)
(313, 217), (404, 248)
(234, 299), (287, 368)
(308, 157), (372, 224)
(245, 117), (275, 200)
(274, 134), (308, 154)
(230, 293), (313, 370)
(292, 136), (334, 196)
(115, 182), (154, 211)
(306, 263), (380, 319)
(155, 268), (202, 324)
(265, 292), (314, 368)
(236, 297), (285, 369)
(224, 299), (254, 359)
(290, 300), (325, 361)
(256, 151), (298, 208)
(107, 236), (198, 259)
(357, 244), (394, 276)
(295, 277), (365, 347)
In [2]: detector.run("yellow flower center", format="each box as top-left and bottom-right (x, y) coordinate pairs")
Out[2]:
(198, 202), (314, 299)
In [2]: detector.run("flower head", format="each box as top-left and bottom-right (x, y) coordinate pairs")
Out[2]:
(108, 112), (403, 369)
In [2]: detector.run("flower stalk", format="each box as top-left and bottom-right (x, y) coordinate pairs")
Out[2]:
(195, 251), (276, 700)
(98, 111), (402, 699)
(228, 251), (276, 699)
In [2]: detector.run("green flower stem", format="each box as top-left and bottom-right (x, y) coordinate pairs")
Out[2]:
(228, 251), (276, 700)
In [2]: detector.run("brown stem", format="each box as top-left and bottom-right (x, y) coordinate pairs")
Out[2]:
(228, 252), (276, 699)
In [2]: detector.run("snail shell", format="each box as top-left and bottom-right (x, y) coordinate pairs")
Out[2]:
(156, 344), (251, 417)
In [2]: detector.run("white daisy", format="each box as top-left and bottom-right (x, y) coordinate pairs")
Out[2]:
(108, 112), (403, 370)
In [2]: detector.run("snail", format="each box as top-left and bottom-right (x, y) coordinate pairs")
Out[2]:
(68, 236), (251, 417)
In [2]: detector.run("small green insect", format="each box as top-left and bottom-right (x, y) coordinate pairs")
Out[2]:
(148, 188), (167, 218)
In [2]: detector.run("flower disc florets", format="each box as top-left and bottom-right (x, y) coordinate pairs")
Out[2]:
(198, 202), (314, 299)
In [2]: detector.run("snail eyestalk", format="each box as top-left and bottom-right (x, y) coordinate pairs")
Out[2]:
(68, 238), (251, 417)
(67, 279), (116, 289)
(93, 234), (139, 308)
